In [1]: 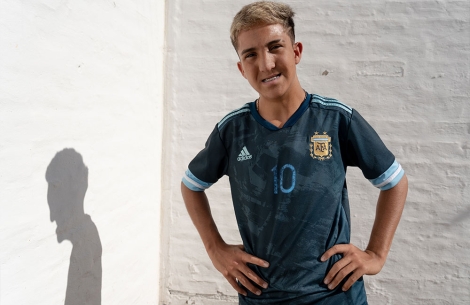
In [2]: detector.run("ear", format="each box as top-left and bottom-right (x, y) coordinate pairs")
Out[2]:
(237, 61), (246, 78)
(293, 42), (303, 64)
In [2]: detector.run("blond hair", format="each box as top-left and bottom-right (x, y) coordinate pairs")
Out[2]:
(230, 1), (296, 51)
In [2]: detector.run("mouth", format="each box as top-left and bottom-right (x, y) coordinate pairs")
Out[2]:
(262, 73), (281, 83)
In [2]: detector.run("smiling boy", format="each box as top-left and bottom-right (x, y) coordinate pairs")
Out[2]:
(181, 1), (408, 304)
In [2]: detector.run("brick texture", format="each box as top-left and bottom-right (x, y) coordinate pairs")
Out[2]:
(161, 1), (470, 304)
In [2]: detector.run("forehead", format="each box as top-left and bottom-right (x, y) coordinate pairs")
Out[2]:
(237, 24), (288, 51)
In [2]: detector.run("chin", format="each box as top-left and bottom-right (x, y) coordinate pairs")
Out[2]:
(56, 228), (65, 243)
(261, 90), (287, 100)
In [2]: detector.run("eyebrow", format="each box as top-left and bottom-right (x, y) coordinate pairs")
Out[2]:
(240, 39), (283, 56)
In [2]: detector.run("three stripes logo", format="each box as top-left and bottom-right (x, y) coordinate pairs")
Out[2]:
(237, 146), (252, 162)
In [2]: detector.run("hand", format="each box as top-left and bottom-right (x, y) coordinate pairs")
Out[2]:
(207, 243), (269, 296)
(321, 244), (385, 291)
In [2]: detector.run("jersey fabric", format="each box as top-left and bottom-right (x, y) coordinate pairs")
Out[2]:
(182, 93), (404, 305)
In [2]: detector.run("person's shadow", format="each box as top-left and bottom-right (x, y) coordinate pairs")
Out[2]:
(46, 149), (102, 305)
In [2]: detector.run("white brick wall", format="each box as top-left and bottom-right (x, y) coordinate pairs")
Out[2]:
(1, 0), (468, 304)
(162, 1), (470, 304)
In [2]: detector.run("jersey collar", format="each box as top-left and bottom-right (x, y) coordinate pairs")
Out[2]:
(249, 93), (312, 131)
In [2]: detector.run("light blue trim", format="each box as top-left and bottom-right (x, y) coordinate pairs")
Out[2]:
(369, 160), (405, 190)
(218, 105), (251, 129)
(380, 169), (404, 191)
(311, 94), (352, 114)
(312, 138), (329, 141)
(182, 177), (204, 191)
(182, 169), (213, 192)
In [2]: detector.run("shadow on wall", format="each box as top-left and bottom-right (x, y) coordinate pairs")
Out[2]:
(46, 148), (102, 305)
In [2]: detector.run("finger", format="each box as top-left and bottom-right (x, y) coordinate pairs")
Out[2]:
(239, 264), (268, 289)
(321, 244), (350, 262)
(342, 269), (365, 291)
(226, 276), (247, 296)
(233, 271), (262, 296)
(324, 256), (351, 285)
(327, 262), (356, 290)
(243, 252), (270, 268)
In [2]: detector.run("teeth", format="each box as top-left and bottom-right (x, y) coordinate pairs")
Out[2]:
(263, 75), (280, 82)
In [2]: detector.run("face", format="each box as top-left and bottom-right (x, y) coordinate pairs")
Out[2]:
(236, 23), (302, 101)
(47, 183), (65, 242)
(47, 180), (78, 243)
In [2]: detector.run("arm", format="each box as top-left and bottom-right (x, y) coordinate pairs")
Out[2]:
(181, 182), (270, 296)
(321, 174), (408, 291)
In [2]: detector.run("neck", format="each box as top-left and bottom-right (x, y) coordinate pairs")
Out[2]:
(257, 83), (306, 128)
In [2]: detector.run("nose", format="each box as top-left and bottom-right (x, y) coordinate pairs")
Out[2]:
(259, 52), (275, 72)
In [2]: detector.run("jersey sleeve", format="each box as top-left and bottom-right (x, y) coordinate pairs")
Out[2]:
(345, 109), (405, 190)
(182, 125), (228, 192)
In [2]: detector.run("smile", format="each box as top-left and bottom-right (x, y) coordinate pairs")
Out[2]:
(262, 74), (281, 83)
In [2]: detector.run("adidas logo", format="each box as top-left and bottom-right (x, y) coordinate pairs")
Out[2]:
(237, 146), (253, 161)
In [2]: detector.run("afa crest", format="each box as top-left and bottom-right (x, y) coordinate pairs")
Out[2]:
(310, 131), (332, 161)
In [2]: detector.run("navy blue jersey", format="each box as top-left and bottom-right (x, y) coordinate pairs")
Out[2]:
(182, 93), (404, 304)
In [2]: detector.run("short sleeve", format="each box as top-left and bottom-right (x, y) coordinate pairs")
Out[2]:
(345, 109), (404, 190)
(182, 125), (229, 192)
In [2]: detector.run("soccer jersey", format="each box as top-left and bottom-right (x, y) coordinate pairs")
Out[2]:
(182, 93), (404, 305)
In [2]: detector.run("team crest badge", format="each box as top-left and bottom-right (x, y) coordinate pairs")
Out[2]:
(310, 131), (332, 161)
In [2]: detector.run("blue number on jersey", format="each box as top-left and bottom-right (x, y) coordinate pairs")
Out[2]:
(271, 164), (296, 194)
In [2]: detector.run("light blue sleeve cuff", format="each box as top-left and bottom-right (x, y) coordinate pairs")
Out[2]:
(369, 160), (405, 191)
(182, 169), (214, 192)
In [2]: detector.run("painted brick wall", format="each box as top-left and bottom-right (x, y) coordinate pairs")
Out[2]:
(0, 1), (165, 304)
(161, 0), (470, 304)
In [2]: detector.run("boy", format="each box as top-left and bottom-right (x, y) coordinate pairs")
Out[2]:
(181, 1), (408, 304)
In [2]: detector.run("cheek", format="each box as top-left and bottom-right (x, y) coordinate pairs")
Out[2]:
(244, 69), (256, 80)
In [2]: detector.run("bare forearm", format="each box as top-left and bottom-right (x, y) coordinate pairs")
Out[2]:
(181, 182), (225, 251)
(181, 182), (269, 295)
(322, 174), (408, 290)
(366, 174), (408, 262)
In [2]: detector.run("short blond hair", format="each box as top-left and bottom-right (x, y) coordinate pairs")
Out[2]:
(230, 1), (296, 51)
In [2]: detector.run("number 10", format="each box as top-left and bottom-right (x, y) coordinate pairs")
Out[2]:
(271, 164), (296, 194)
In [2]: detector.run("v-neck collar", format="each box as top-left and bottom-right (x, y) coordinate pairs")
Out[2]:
(249, 93), (312, 131)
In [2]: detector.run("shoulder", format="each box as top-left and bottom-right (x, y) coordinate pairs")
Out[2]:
(217, 103), (252, 130)
(309, 93), (353, 117)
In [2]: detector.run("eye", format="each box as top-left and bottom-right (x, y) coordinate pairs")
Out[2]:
(245, 53), (256, 59)
(270, 44), (282, 51)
